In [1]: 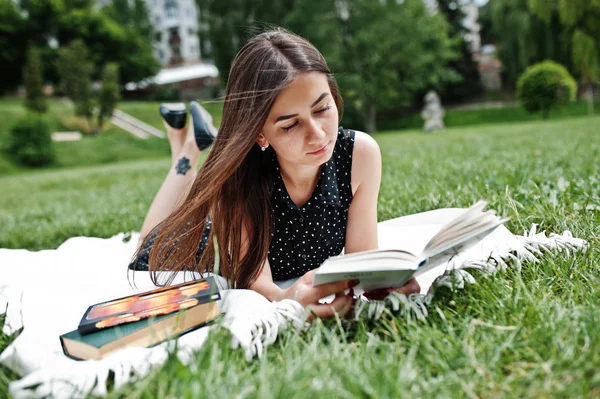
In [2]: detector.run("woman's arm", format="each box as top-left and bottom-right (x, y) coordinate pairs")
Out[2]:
(244, 225), (356, 318)
(344, 131), (420, 296)
(249, 257), (356, 319)
(249, 258), (284, 301)
(345, 131), (382, 253)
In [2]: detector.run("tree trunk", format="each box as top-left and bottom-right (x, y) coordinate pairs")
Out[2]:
(365, 103), (377, 133)
(586, 83), (595, 115)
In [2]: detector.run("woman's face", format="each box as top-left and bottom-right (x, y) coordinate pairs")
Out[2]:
(260, 72), (339, 168)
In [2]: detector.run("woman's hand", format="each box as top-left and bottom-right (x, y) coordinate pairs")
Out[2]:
(282, 269), (358, 320)
(363, 278), (421, 301)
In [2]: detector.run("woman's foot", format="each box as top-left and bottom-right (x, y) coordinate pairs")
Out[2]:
(189, 101), (218, 151)
(159, 103), (187, 129)
(160, 103), (188, 158)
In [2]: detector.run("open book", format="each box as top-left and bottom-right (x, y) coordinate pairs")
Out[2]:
(313, 201), (508, 291)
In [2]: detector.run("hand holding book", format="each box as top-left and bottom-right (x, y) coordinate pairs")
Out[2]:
(362, 277), (420, 300)
(314, 201), (507, 293)
(279, 269), (359, 320)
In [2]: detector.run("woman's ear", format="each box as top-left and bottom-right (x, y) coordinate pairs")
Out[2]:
(256, 133), (269, 149)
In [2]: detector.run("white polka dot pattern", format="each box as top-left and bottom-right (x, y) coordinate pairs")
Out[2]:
(268, 127), (355, 280)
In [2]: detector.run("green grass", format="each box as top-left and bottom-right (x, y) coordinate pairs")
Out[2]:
(0, 98), (224, 176)
(377, 99), (599, 131)
(1, 116), (599, 398)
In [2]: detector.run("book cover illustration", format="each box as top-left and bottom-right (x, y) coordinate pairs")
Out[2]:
(78, 277), (220, 335)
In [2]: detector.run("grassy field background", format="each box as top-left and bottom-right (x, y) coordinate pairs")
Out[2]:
(0, 99), (223, 175)
(1, 115), (599, 398)
(0, 97), (596, 176)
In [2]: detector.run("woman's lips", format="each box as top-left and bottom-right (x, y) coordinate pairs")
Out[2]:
(308, 143), (329, 155)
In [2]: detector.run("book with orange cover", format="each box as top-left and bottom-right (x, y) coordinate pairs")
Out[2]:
(77, 277), (220, 335)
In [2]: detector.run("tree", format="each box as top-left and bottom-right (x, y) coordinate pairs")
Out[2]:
(489, 0), (570, 88)
(436, 0), (483, 102)
(4, 0), (159, 89)
(99, 0), (159, 84)
(0, 0), (28, 94)
(56, 40), (94, 122)
(517, 60), (577, 119)
(98, 63), (121, 131)
(287, 0), (459, 132)
(57, 41), (123, 135)
(196, 0), (295, 84)
(528, 0), (600, 114)
(23, 46), (47, 113)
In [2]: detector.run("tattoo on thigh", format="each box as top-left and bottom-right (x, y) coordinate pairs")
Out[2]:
(175, 157), (191, 175)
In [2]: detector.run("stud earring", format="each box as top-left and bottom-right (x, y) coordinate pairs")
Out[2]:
(261, 146), (267, 152)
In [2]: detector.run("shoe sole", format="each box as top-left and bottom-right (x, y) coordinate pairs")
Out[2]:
(159, 103), (187, 129)
(190, 101), (217, 151)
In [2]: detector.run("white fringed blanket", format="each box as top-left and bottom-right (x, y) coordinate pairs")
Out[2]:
(0, 208), (588, 399)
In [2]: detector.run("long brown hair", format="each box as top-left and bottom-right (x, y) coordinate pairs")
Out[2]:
(136, 28), (344, 288)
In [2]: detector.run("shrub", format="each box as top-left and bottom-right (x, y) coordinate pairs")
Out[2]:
(56, 40), (94, 121)
(23, 46), (47, 113)
(7, 115), (55, 167)
(517, 61), (577, 119)
(97, 63), (121, 131)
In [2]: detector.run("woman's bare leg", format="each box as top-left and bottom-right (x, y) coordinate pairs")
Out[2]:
(137, 121), (202, 245)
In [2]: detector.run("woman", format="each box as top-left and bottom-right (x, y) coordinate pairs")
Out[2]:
(131, 29), (419, 319)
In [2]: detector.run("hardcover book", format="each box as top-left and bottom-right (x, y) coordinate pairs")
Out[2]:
(314, 201), (508, 291)
(78, 277), (220, 335)
(60, 301), (221, 361)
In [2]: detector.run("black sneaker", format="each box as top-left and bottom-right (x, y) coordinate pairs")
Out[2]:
(189, 101), (218, 151)
(159, 103), (187, 129)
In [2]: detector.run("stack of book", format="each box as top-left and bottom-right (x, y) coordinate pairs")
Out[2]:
(60, 277), (221, 361)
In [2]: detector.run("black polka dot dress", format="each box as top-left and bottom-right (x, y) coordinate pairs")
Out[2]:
(268, 126), (355, 281)
(130, 127), (355, 282)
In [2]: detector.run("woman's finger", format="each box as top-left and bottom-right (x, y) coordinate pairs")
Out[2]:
(395, 278), (420, 295)
(305, 279), (359, 304)
(307, 294), (354, 320)
(363, 288), (392, 301)
(364, 278), (421, 300)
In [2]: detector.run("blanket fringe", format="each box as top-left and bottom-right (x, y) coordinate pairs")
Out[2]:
(358, 226), (589, 321)
(222, 290), (307, 361)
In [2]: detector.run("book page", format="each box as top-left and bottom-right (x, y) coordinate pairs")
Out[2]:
(314, 269), (417, 291)
(426, 210), (498, 251)
(377, 223), (444, 254)
(423, 201), (493, 252)
(428, 201), (488, 244)
(319, 249), (419, 271)
(424, 217), (507, 259)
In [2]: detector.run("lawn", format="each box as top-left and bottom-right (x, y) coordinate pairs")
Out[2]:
(0, 98), (223, 176)
(1, 116), (599, 398)
(1, 97), (596, 176)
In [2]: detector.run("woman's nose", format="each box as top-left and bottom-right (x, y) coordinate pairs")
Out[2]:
(306, 119), (326, 144)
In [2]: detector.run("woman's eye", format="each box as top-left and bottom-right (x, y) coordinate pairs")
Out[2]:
(282, 121), (298, 132)
(316, 105), (331, 114)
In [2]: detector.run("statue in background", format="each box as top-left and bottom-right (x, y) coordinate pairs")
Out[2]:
(421, 91), (445, 132)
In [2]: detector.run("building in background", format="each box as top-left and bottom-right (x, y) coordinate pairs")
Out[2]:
(145, 0), (219, 100)
(98, 0), (218, 100)
(145, 0), (201, 67)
